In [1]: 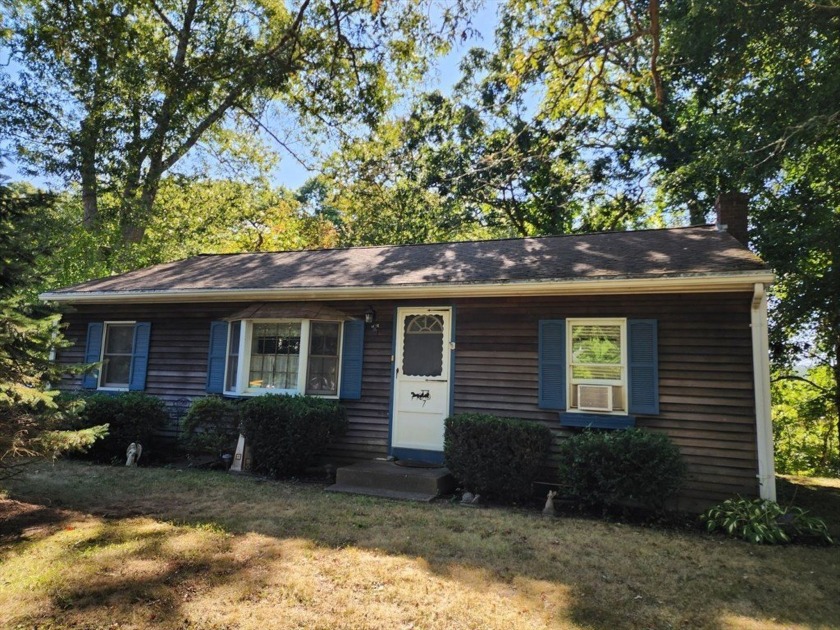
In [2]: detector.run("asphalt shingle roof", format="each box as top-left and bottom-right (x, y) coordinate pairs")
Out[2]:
(48, 225), (768, 296)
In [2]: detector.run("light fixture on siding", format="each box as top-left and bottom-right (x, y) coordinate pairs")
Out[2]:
(364, 306), (379, 332)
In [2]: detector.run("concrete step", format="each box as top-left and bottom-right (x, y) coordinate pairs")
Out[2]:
(327, 460), (456, 501)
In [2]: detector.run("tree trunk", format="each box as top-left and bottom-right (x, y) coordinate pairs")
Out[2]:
(79, 129), (99, 228)
(833, 341), (840, 451)
(81, 180), (98, 228)
(687, 198), (706, 225)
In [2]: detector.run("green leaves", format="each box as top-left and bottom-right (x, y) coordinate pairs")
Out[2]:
(702, 497), (834, 545)
(1, 0), (472, 246)
(443, 413), (553, 503)
(555, 428), (686, 513)
(239, 394), (347, 478)
(772, 367), (839, 477)
(0, 185), (99, 476)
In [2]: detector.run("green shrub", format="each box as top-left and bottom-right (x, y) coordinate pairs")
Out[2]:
(444, 413), (552, 503)
(239, 394), (347, 478)
(70, 392), (168, 462)
(702, 496), (833, 545)
(180, 397), (241, 456)
(556, 428), (685, 512)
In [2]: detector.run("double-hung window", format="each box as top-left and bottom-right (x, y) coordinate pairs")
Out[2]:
(539, 317), (657, 423)
(223, 320), (343, 397)
(99, 322), (136, 389)
(567, 318), (627, 414)
(82, 321), (151, 392)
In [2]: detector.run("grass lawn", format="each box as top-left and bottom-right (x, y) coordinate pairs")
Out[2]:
(1, 462), (839, 630)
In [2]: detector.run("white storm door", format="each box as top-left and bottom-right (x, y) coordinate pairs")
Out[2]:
(391, 307), (452, 455)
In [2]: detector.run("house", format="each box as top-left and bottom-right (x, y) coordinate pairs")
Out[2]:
(41, 194), (776, 507)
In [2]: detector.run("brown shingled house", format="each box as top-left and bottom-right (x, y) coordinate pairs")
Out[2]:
(41, 197), (777, 508)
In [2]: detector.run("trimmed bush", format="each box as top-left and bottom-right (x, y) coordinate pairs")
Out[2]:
(239, 394), (347, 478)
(556, 428), (685, 512)
(69, 392), (168, 462)
(444, 413), (552, 503)
(180, 397), (241, 456)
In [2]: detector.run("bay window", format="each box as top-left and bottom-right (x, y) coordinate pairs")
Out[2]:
(223, 319), (343, 397)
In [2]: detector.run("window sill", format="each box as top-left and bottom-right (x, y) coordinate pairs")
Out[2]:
(559, 412), (635, 430)
(97, 386), (129, 393)
(223, 390), (339, 400)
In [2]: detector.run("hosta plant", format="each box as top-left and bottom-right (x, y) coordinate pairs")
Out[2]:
(702, 497), (833, 545)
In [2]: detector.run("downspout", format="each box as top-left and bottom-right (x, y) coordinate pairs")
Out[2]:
(751, 283), (776, 501)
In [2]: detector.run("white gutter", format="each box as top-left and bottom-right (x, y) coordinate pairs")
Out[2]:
(40, 270), (775, 304)
(751, 282), (776, 501)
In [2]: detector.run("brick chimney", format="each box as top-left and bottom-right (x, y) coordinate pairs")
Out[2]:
(715, 192), (749, 246)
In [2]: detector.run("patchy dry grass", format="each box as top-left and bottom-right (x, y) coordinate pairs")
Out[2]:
(1, 462), (839, 629)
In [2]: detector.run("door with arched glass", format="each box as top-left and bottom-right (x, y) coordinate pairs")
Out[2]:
(391, 307), (453, 460)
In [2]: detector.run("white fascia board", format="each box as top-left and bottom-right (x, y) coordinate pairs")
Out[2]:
(40, 270), (775, 304)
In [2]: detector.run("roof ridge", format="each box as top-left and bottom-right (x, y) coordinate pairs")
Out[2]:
(192, 224), (717, 258)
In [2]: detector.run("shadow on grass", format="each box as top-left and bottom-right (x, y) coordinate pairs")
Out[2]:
(3, 463), (840, 630)
(0, 499), (71, 542)
(48, 530), (256, 627)
(777, 475), (840, 537)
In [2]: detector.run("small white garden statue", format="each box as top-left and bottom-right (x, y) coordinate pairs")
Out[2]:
(543, 489), (557, 516)
(126, 442), (142, 467)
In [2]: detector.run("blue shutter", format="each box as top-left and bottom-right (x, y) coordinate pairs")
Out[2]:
(538, 319), (566, 410)
(128, 322), (151, 391)
(339, 319), (365, 400)
(206, 321), (228, 394)
(628, 319), (659, 415)
(82, 322), (104, 389)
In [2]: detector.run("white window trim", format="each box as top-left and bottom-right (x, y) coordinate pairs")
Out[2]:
(98, 320), (135, 391)
(223, 319), (344, 399)
(566, 317), (627, 415)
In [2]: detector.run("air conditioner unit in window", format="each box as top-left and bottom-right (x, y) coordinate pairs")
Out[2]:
(577, 384), (613, 412)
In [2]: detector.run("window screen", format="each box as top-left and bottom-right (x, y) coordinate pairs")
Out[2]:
(402, 314), (444, 377)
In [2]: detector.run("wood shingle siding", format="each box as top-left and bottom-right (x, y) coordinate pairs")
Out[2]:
(56, 291), (759, 507)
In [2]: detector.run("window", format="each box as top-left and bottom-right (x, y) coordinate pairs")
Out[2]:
(249, 322), (301, 390)
(223, 319), (343, 397)
(538, 317), (657, 421)
(306, 322), (341, 396)
(83, 321), (151, 392)
(567, 318), (627, 413)
(225, 321), (241, 392)
(100, 322), (135, 389)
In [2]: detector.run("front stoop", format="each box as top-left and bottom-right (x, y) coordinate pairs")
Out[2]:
(327, 460), (456, 502)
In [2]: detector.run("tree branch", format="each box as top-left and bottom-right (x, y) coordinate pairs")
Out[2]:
(149, 0), (179, 36)
(648, 0), (665, 109)
(237, 106), (315, 171)
(771, 373), (833, 395)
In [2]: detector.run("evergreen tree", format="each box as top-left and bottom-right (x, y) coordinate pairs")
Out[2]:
(0, 183), (106, 478)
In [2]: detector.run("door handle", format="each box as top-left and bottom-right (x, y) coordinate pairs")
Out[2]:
(425, 378), (446, 382)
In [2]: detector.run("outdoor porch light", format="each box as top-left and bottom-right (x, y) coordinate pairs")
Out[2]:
(364, 306), (379, 332)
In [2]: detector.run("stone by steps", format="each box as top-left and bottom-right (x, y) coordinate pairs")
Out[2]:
(327, 460), (456, 502)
